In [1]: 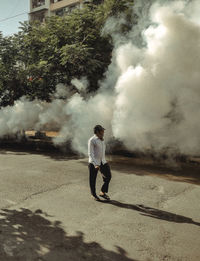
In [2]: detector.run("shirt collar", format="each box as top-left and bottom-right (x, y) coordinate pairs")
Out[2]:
(94, 134), (104, 141)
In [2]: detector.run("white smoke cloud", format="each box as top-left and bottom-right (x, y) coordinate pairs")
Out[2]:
(111, 0), (200, 155)
(71, 76), (88, 92)
(53, 92), (114, 154)
(0, 97), (43, 136)
(1, 0), (200, 156)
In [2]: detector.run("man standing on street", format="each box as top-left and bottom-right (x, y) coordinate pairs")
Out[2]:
(88, 125), (112, 201)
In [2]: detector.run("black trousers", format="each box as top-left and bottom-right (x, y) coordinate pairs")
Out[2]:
(88, 162), (112, 196)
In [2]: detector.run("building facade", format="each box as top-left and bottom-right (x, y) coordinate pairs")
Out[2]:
(29, 0), (92, 22)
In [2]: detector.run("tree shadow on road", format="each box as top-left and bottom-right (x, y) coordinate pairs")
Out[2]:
(109, 157), (200, 185)
(104, 200), (200, 226)
(0, 208), (137, 261)
(79, 157), (200, 185)
(0, 148), (82, 161)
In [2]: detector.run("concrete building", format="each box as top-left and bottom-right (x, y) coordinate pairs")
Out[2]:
(29, 0), (92, 22)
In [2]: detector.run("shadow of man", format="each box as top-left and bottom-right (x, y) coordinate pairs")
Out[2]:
(104, 200), (200, 226)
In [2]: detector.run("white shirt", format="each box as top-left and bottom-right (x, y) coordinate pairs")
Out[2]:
(88, 135), (107, 166)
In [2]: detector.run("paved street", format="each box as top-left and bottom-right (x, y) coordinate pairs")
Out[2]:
(0, 149), (199, 261)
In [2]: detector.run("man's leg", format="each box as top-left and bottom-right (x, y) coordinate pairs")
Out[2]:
(88, 163), (98, 196)
(100, 163), (112, 193)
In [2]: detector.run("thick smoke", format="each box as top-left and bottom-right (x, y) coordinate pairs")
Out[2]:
(0, 98), (43, 136)
(1, 0), (200, 156)
(111, 0), (200, 155)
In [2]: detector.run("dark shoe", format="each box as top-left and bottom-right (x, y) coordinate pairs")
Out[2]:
(91, 195), (101, 201)
(99, 193), (110, 201)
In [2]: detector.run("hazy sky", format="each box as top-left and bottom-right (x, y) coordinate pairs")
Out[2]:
(0, 0), (29, 36)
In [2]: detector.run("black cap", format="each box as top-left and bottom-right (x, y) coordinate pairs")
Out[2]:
(94, 125), (105, 134)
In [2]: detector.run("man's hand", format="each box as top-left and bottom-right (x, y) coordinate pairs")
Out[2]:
(95, 165), (100, 170)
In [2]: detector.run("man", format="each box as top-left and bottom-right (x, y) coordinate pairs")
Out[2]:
(88, 125), (112, 201)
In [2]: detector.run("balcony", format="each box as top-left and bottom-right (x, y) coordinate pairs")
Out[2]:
(30, 10), (46, 22)
(50, 0), (81, 11)
(32, 0), (45, 8)
(30, 0), (49, 13)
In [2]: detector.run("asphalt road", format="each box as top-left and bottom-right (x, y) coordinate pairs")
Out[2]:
(0, 149), (199, 261)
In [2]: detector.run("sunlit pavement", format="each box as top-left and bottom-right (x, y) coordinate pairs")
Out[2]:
(0, 149), (199, 261)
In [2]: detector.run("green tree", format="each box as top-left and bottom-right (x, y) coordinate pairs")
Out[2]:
(0, 33), (28, 106)
(0, 0), (135, 105)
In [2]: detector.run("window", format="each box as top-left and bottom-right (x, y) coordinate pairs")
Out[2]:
(32, 11), (46, 22)
(32, 0), (45, 9)
(55, 8), (64, 16)
(55, 4), (80, 16)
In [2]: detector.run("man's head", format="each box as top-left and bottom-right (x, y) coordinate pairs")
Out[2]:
(94, 125), (105, 139)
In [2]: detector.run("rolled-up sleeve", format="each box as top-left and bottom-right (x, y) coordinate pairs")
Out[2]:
(88, 139), (98, 166)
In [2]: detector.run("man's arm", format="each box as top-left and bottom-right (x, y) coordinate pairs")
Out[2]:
(88, 139), (99, 168)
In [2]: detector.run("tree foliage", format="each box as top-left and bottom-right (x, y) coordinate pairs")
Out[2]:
(0, 0), (134, 106)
